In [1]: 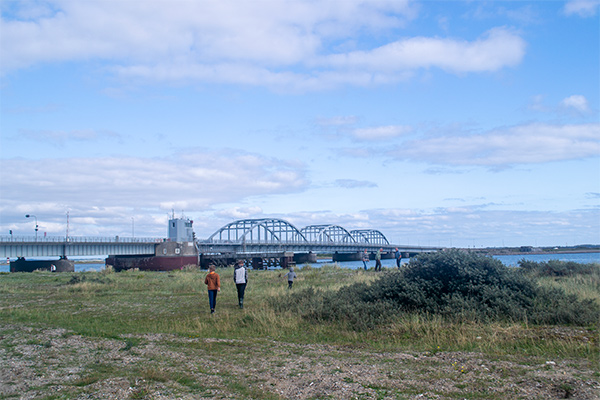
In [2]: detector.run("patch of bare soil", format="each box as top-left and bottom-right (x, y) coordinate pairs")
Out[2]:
(1, 324), (598, 399)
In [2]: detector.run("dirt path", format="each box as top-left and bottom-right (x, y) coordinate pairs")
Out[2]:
(1, 325), (598, 399)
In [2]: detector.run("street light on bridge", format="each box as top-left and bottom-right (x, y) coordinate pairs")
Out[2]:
(25, 214), (38, 241)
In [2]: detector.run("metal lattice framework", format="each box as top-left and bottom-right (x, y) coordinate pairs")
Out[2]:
(300, 225), (356, 243)
(350, 229), (390, 245)
(207, 219), (391, 245)
(207, 218), (307, 243)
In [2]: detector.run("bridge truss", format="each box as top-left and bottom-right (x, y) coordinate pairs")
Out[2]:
(350, 229), (390, 245)
(206, 218), (390, 245)
(207, 218), (307, 243)
(300, 225), (355, 243)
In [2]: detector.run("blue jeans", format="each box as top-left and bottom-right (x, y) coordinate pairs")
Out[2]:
(208, 290), (218, 311)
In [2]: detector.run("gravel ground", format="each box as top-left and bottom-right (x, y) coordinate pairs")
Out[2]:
(1, 324), (598, 400)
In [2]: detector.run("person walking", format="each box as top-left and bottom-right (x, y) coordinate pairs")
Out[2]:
(362, 250), (369, 270)
(234, 260), (248, 309)
(375, 248), (382, 272)
(284, 267), (297, 289)
(204, 265), (221, 314)
(395, 248), (402, 268)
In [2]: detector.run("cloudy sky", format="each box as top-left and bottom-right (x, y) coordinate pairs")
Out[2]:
(1, 0), (598, 248)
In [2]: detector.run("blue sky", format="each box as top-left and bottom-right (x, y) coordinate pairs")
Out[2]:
(1, 0), (599, 248)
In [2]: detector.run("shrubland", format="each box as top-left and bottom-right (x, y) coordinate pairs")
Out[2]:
(277, 250), (599, 331)
(0, 250), (598, 399)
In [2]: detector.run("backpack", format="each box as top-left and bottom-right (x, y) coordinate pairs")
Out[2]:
(235, 267), (246, 284)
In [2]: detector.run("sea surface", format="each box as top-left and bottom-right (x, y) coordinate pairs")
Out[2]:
(1, 252), (598, 273)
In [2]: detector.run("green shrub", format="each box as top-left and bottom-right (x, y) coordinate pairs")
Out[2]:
(280, 250), (599, 329)
(518, 259), (598, 277)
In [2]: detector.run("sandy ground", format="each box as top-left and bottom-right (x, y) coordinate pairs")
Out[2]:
(1, 324), (598, 400)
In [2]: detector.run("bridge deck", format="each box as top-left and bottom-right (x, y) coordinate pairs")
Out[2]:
(0, 236), (440, 259)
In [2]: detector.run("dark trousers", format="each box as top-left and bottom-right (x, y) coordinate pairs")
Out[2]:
(236, 283), (246, 305)
(288, 280), (294, 289)
(396, 258), (401, 268)
(375, 259), (382, 271)
(208, 290), (218, 311)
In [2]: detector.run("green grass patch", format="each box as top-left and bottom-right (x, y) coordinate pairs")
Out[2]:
(1, 259), (598, 399)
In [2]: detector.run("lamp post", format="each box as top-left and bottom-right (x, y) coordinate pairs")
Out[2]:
(131, 217), (134, 239)
(25, 214), (38, 241)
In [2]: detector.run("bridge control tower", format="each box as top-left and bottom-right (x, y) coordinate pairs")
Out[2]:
(168, 216), (194, 242)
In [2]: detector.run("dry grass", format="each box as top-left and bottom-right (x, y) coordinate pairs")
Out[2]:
(0, 264), (598, 399)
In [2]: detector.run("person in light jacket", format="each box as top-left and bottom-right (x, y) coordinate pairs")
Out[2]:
(204, 265), (221, 314)
(234, 260), (248, 309)
(284, 267), (297, 289)
(362, 250), (369, 270)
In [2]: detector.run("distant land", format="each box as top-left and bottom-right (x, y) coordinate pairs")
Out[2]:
(472, 244), (600, 256)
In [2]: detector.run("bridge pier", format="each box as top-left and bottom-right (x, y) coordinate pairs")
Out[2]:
(10, 256), (74, 273)
(280, 254), (294, 269)
(332, 251), (363, 262)
(252, 257), (263, 270)
(293, 252), (317, 264)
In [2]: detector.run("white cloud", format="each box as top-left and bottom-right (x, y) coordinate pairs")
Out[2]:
(321, 27), (526, 73)
(353, 125), (412, 140)
(395, 123), (600, 167)
(0, 151), (308, 229)
(334, 179), (378, 188)
(564, 0), (600, 17)
(1, 1), (525, 90)
(560, 95), (590, 113)
(1, 0), (413, 71)
(215, 207), (264, 220)
(277, 206), (600, 247)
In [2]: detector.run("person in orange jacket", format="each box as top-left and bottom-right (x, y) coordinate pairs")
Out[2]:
(204, 264), (221, 314)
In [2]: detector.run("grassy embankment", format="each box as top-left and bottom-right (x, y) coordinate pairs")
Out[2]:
(1, 265), (595, 354)
(0, 260), (598, 399)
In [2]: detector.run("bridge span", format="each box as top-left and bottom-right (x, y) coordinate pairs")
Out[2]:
(1, 218), (441, 270)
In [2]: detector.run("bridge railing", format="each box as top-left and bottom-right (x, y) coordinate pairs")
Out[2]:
(200, 239), (392, 245)
(0, 236), (163, 244)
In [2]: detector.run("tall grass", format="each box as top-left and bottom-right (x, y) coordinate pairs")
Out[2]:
(0, 263), (597, 360)
(536, 268), (600, 303)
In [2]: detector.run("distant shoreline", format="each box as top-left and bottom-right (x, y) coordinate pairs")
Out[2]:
(480, 249), (600, 256)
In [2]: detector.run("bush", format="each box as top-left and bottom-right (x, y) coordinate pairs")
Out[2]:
(365, 250), (539, 323)
(518, 259), (598, 277)
(280, 250), (599, 329)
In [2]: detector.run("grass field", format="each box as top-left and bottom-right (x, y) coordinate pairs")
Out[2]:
(0, 264), (598, 399)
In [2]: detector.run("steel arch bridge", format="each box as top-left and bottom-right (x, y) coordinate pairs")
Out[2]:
(300, 225), (356, 243)
(207, 218), (390, 245)
(350, 229), (390, 245)
(206, 218), (307, 243)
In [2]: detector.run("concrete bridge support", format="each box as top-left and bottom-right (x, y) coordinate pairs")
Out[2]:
(332, 251), (363, 262)
(252, 257), (264, 270)
(10, 257), (74, 273)
(294, 252), (317, 264)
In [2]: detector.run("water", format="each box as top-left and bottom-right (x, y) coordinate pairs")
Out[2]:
(1, 252), (598, 273)
(299, 253), (600, 269)
(492, 252), (599, 267)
